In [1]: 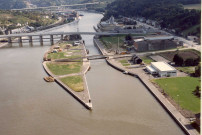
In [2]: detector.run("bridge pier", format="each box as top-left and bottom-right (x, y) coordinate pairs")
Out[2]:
(18, 37), (23, 47)
(61, 34), (63, 41)
(40, 35), (43, 46)
(8, 37), (12, 43)
(29, 36), (33, 46)
(7, 37), (12, 47)
(29, 36), (32, 43)
(50, 35), (54, 45)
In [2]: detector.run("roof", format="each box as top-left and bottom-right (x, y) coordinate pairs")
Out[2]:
(134, 38), (144, 42)
(146, 65), (156, 72)
(151, 62), (176, 72)
(144, 36), (174, 41)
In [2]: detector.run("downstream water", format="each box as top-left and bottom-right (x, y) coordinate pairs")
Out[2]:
(0, 12), (185, 135)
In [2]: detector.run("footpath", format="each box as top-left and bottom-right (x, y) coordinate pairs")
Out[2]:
(93, 37), (199, 135)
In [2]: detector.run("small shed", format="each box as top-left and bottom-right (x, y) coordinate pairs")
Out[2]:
(131, 54), (142, 64)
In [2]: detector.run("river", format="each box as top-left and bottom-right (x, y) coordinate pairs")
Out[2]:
(0, 12), (185, 135)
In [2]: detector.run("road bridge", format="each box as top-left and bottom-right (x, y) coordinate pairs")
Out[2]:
(11, 2), (103, 11)
(54, 54), (132, 62)
(0, 31), (141, 47)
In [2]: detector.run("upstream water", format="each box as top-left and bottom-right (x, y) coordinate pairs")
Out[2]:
(0, 12), (185, 135)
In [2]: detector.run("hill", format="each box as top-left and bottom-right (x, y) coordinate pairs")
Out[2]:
(0, 0), (114, 9)
(103, 0), (201, 37)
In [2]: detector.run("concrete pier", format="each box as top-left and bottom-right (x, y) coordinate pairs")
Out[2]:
(18, 37), (22, 43)
(50, 35), (54, 45)
(8, 37), (12, 43)
(18, 37), (23, 47)
(29, 36), (32, 43)
(29, 36), (33, 46)
(61, 34), (63, 40)
(40, 35), (43, 46)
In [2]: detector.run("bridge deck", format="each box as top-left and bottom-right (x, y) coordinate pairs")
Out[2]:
(0, 32), (143, 38)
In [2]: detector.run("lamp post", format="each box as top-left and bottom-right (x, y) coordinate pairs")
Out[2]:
(117, 35), (120, 54)
(177, 94), (179, 110)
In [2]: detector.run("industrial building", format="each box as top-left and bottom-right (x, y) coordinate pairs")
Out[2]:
(133, 36), (177, 52)
(146, 62), (177, 77)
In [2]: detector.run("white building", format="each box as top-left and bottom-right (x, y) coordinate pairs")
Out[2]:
(146, 62), (177, 77)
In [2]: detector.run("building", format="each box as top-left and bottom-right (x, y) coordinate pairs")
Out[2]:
(146, 62), (177, 77)
(133, 36), (177, 52)
(98, 16), (121, 32)
(131, 54), (142, 64)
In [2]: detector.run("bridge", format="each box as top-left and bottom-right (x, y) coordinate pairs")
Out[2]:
(11, 2), (103, 11)
(54, 54), (132, 62)
(0, 31), (140, 47)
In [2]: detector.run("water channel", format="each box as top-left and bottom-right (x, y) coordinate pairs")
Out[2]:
(0, 12), (185, 135)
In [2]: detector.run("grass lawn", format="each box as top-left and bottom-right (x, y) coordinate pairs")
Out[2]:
(100, 34), (151, 49)
(140, 56), (154, 64)
(119, 59), (130, 66)
(60, 75), (84, 92)
(154, 77), (200, 113)
(47, 62), (82, 75)
(100, 36), (125, 49)
(176, 66), (195, 74)
(47, 52), (67, 60)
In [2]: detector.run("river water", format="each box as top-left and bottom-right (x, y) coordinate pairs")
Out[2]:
(0, 12), (185, 135)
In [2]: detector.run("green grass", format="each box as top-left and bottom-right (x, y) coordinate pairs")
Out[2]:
(60, 75), (84, 92)
(59, 41), (73, 48)
(154, 77), (200, 113)
(100, 34), (150, 49)
(176, 66), (195, 74)
(47, 62), (82, 75)
(100, 36), (125, 49)
(47, 52), (67, 60)
(66, 55), (83, 61)
(183, 4), (201, 10)
(119, 59), (130, 66)
(140, 56), (154, 64)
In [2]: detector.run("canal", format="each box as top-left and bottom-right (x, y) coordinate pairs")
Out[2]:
(0, 12), (185, 135)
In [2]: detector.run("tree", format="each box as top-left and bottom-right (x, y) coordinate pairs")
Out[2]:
(195, 63), (201, 77)
(125, 34), (133, 41)
(193, 86), (201, 97)
(173, 54), (184, 66)
(185, 58), (194, 66)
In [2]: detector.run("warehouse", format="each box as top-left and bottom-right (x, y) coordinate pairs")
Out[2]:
(146, 62), (177, 77)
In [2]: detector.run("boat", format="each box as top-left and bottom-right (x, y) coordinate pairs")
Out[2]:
(44, 76), (55, 82)
(123, 71), (128, 74)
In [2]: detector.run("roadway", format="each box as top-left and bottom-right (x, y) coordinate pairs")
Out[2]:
(12, 2), (103, 11)
(0, 32), (144, 38)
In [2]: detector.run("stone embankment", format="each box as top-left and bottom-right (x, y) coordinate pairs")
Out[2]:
(93, 36), (199, 135)
(43, 41), (92, 110)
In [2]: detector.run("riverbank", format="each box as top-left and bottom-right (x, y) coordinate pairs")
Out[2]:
(0, 17), (79, 48)
(93, 36), (199, 135)
(42, 40), (92, 109)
